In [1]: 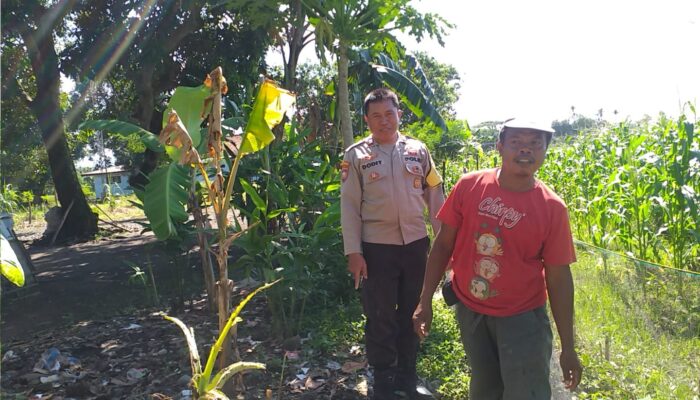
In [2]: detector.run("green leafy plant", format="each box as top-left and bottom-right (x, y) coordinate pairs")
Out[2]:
(163, 279), (279, 399)
(1, 234), (25, 288)
(126, 260), (159, 306)
(231, 122), (350, 338)
(82, 68), (296, 376)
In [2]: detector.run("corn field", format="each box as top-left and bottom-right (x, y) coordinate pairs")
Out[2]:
(443, 113), (699, 273)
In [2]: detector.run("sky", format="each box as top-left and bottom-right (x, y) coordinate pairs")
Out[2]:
(277, 0), (699, 126)
(401, 0), (700, 125)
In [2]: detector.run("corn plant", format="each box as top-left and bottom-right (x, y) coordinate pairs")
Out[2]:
(538, 112), (698, 272)
(163, 279), (279, 400)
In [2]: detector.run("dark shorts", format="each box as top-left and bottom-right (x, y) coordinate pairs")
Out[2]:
(455, 303), (553, 400)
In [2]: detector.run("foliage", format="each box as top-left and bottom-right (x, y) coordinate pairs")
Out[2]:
(407, 51), (461, 121)
(126, 259), (160, 306)
(348, 50), (448, 132)
(163, 280), (278, 399)
(539, 113), (699, 271)
(232, 122), (351, 338)
(304, 0), (452, 147)
(416, 299), (470, 399)
(571, 252), (699, 399)
(0, 234), (25, 287)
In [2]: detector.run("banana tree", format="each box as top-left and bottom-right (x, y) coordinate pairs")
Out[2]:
(81, 69), (296, 376)
(349, 49), (448, 131)
(163, 279), (279, 399)
(303, 0), (450, 147)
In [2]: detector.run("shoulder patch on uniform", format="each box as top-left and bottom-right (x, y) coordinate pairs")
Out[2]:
(340, 160), (350, 182)
(425, 156), (443, 187)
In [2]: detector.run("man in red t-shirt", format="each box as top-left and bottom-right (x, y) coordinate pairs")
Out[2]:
(413, 119), (583, 398)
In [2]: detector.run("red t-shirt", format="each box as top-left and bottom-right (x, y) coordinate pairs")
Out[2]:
(438, 169), (576, 316)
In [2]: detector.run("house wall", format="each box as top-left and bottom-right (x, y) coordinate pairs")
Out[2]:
(93, 173), (133, 199)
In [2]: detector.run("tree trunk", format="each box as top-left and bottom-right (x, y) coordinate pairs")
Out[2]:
(22, 11), (98, 242)
(337, 42), (354, 148)
(192, 194), (217, 312)
(128, 64), (161, 190)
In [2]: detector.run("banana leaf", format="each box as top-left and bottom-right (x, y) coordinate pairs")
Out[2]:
(79, 119), (163, 152)
(0, 234), (24, 287)
(143, 162), (190, 240)
(371, 63), (447, 132)
(162, 85), (210, 149)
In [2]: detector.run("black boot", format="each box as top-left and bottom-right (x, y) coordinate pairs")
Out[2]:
(395, 370), (435, 400)
(372, 367), (397, 400)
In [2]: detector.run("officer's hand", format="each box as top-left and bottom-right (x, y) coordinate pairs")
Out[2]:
(412, 300), (433, 340)
(347, 253), (368, 289)
(560, 348), (582, 391)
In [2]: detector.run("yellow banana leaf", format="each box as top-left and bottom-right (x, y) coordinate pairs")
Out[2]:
(1, 234), (25, 287)
(239, 80), (295, 155)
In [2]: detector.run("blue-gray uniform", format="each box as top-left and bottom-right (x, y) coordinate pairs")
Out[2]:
(340, 133), (444, 390)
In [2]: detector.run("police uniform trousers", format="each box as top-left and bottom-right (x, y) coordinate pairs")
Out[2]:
(361, 236), (430, 373)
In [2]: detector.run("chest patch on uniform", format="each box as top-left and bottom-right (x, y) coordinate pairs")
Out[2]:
(361, 160), (382, 170)
(413, 177), (422, 189)
(369, 171), (381, 181)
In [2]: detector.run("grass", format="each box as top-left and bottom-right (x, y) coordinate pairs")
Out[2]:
(572, 251), (699, 399)
(9, 194), (145, 231)
(308, 251), (699, 399)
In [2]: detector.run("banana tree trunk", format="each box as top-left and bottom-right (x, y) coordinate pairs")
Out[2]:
(337, 42), (354, 148)
(191, 194), (216, 312)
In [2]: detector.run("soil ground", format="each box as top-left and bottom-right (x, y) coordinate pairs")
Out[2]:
(1, 217), (573, 399)
(1, 219), (370, 399)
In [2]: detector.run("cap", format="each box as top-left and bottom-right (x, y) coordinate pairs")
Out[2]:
(500, 118), (554, 134)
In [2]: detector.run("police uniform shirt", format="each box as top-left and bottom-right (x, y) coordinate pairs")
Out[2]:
(340, 134), (445, 255)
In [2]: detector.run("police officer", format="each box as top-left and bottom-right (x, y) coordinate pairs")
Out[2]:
(341, 88), (444, 400)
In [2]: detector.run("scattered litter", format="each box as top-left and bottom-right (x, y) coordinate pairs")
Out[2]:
(3, 350), (18, 362)
(342, 360), (368, 373)
(349, 345), (363, 355)
(326, 360), (341, 370)
(39, 374), (60, 384)
(122, 323), (142, 330)
(34, 348), (61, 373)
(126, 367), (148, 381)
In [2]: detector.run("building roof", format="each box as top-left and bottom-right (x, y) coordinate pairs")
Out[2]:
(81, 165), (130, 176)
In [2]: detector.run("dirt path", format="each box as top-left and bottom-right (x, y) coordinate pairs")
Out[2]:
(2, 224), (166, 341)
(1, 222), (369, 399)
(1, 220), (576, 399)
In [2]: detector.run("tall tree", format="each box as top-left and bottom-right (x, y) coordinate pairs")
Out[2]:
(304, 0), (451, 148)
(2, 0), (98, 241)
(412, 51), (461, 120)
(63, 0), (271, 189)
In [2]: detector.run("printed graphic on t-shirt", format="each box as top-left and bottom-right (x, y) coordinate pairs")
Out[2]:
(475, 232), (502, 256)
(468, 196), (526, 301)
(477, 196), (524, 228)
(474, 256), (500, 281)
